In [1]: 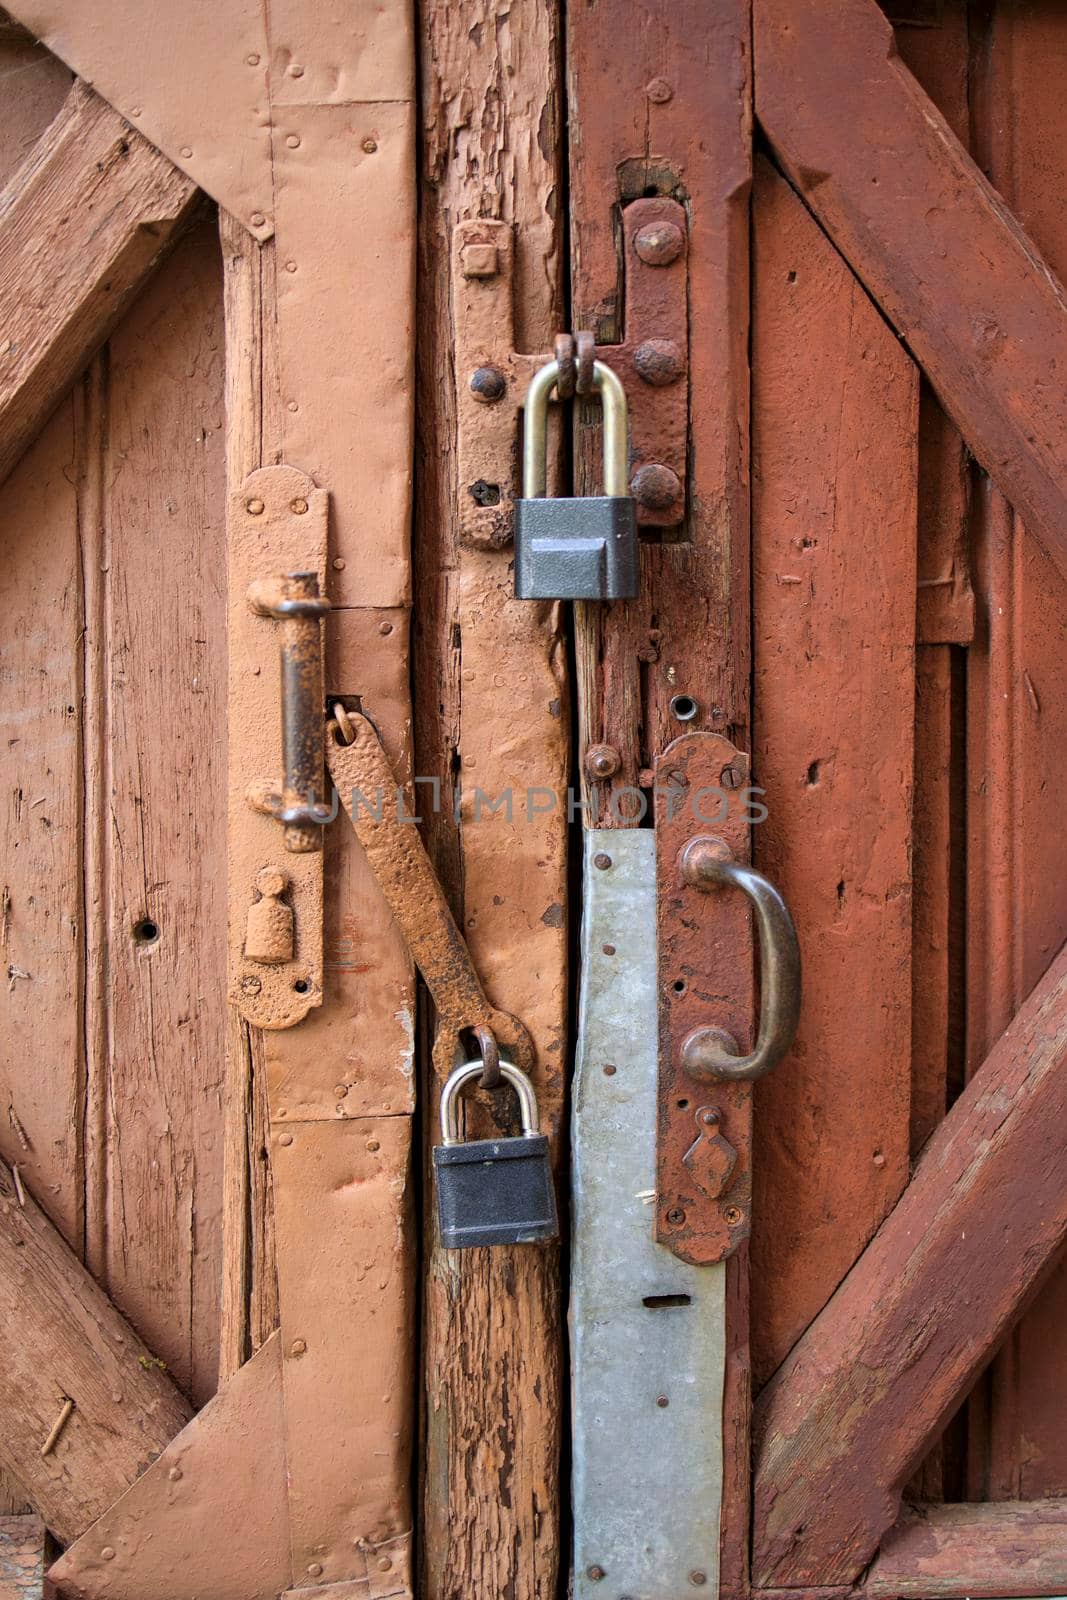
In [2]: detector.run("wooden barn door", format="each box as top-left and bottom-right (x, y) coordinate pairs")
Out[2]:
(1, 1), (1067, 1599)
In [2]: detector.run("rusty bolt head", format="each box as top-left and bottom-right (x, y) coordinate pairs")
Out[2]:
(376, 1556), (393, 1573)
(646, 76), (674, 104)
(290, 1338), (307, 1357)
(240, 974), (262, 996)
(634, 220), (685, 266)
(720, 762), (745, 790)
(690, 1572), (708, 1587)
(290, 496), (309, 514)
(586, 1566), (606, 1582)
(633, 338), (685, 387)
(666, 1206), (686, 1226)
(603, 1064), (617, 1076)
(361, 137), (378, 155)
(245, 497), (265, 516)
(584, 743), (621, 780)
(101, 1548), (116, 1562)
(469, 365), (507, 404)
(656, 1394), (670, 1408)
(461, 241), (500, 279)
(593, 852), (613, 871)
(306, 1563), (323, 1579)
(631, 462), (682, 511)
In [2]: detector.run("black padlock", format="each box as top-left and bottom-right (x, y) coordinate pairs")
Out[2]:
(513, 355), (639, 601)
(433, 1058), (558, 1249)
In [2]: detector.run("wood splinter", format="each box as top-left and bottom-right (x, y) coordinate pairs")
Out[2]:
(41, 1397), (74, 1458)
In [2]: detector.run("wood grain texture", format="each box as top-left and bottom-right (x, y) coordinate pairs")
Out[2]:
(867, 1499), (1067, 1598)
(0, 1156), (190, 1545)
(750, 158), (917, 1385)
(82, 221), (227, 1407)
(960, 0), (1067, 1503)
(415, 4), (569, 1596)
(755, 0), (1067, 587)
(0, 80), (197, 489)
(752, 940), (1067, 1588)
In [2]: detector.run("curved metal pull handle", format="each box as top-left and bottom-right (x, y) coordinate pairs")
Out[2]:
(678, 837), (801, 1084)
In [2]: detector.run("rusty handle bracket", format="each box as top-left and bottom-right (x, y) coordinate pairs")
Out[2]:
(677, 839), (801, 1083)
(247, 572), (331, 852)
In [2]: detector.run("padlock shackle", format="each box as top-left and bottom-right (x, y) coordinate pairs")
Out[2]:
(439, 1057), (541, 1145)
(522, 358), (629, 499)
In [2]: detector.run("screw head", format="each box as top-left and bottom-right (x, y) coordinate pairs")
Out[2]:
(168, 1466), (183, 1481)
(593, 852), (613, 871)
(690, 1571), (708, 1587)
(290, 1338), (307, 1357)
(361, 137), (378, 154)
(656, 1394), (670, 1408)
(666, 1206), (686, 1226)
(469, 365), (507, 404)
(724, 1205), (744, 1226)
(290, 496), (309, 514)
(634, 220), (685, 266)
(632, 462), (682, 511)
(306, 1563), (323, 1578)
(586, 1566), (606, 1582)
(240, 974), (262, 996)
(720, 762), (745, 790)
(584, 743), (621, 780)
(101, 1548), (116, 1562)
(278, 1132), (294, 1147)
(633, 338), (685, 386)
(646, 76), (674, 103)
(245, 497), (265, 516)
(603, 1064), (617, 1076)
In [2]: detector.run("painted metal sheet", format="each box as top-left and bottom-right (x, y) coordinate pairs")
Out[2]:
(571, 828), (725, 1597)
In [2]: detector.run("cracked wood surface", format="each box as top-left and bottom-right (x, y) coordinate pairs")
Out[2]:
(753, 940), (1067, 1587)
(0, 1156), (191, 1545)
(866, 1498), (1067, 1598)
(0, 79), (197, 490)
(415, 2), (568, 1594)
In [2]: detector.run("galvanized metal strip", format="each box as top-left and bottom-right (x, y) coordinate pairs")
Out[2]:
(572, 828), (725, 1597)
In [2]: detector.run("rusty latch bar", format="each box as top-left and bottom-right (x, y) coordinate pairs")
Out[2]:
(453, 195), (689, 548)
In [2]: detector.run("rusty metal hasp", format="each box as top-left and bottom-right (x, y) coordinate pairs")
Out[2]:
(453, 197), (690, 549)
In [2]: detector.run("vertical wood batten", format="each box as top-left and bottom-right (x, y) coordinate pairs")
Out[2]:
(750, 159), (917, 1385)
(964, 1), (1067, 1497)
(565, 5), (753, 1588)
(415, 2), (568, 1594)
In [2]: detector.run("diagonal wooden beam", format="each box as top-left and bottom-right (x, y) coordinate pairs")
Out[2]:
(0, 80), (197, 489)
(754, 0), (1067, 586)
(866, 1500), (1067, 1599)
(0, 1158), (191, 1545)
(752, 942), (1067, 1588)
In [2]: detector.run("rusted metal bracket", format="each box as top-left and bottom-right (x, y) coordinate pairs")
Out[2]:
(454, 195), (689, 549)
(228, 465), (328, 1030)
(654, 730), (801, 1263)
(655, 732), (756, 1264)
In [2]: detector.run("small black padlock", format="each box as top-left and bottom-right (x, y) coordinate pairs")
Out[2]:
(433, 1058), (558, 1249)
(514, 355), (639, 601)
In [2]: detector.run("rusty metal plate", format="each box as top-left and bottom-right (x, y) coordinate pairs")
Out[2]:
(452, 196), (689, 548)
(228, 465), (327, 1028)
(571, 828), (725, 1596)
(655, 732), (757, 1263)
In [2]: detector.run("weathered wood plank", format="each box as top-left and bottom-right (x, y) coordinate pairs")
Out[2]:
(754, 0), (1067, 587)
(750, 157), (917, 1385)
(0, 80), (197, 489)
(0, 1156), (190, 1545)
(752, 940), (1067, 1587)
(0, 1515), (45, 1599)
(86, 220), (227, 1406)
(414, 4), (568, 1596)
(867, 1500), (1067, 1598)
(961, 0), (1067, 1504)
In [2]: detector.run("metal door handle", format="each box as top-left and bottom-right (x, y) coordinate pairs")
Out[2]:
(677, 837), (801, 1083)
